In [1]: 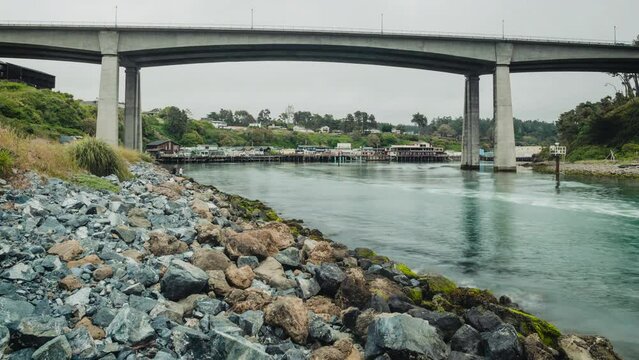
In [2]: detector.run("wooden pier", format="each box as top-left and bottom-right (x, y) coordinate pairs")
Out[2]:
(158, 153), (450, 164)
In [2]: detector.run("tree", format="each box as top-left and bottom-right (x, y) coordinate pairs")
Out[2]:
(366, 133), (381, 147)
(279, 105), (295, 124)
(610, 72), (639, 97)
(436, 123), (456, 138)
(293, 111), (312, 127)
(368, 114), (377, 129)
(411, 113), (428, 135)
(379, 123), (393, 132)
(205, 111), (219, 121)
(232, 110), (255, 126)
(181, 131), (203, 147)
(218, 109), (234, 124)
(257, 109), (271, 125)
(161, 106), (189, 139)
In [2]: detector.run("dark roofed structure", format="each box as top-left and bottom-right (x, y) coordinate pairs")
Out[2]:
(0, 61), (55, 89)
(146, 139), (180, 158)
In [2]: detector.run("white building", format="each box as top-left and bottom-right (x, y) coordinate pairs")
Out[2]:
(209, 120), (228, 128)
(391, 128), (402, 134)
(248, 123), (262, 128)
(319, 126), (330, 133)
(293, 126), (314, 133)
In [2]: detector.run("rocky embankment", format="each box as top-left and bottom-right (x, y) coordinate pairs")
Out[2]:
(0, 163), (623, 359)
(531, 161), (639, 178)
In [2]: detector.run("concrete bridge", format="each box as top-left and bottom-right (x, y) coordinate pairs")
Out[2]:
(2, 24), (639, 171)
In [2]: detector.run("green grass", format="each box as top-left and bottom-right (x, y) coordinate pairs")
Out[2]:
(71, 138), (131, 180)
(72, 174), (120, 192)
(0, 149), (14, 178)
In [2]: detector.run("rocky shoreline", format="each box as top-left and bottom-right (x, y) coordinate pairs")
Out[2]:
(0, 162), (623, 359)
(530, 161), (639, 179)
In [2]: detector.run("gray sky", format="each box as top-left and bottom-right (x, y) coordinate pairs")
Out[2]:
(1, 0), (638, 124)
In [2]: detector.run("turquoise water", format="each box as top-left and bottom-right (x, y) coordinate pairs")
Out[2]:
(184, 162), (639, 358)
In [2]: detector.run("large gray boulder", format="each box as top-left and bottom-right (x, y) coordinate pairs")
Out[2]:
(106, 306), (155, 345)
(66, 327), (98, 359)
(209, 329), (273, 359)
(171, 325), (211, 359)
(0, 297), (35, 328)
(0, 325), (9, 354)
(464, 307), (503, 332)
(314, 263), (346, 296)
(408, 308), (463, 341)
(32, 335), (72, 360)
(365, 313), (449, 359)
(17, 315), (67, 347)
(450, 324), (482, 355)
(161, 259), (209, 300)
(481, 324), (523, 360)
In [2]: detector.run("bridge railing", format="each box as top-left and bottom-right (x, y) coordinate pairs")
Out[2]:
(0, 20), (633, 46)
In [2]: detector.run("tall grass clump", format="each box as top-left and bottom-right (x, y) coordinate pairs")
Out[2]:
(0, 149), (14, 178)
(0, 125), (79, 179)
(71, 137), (131, 180)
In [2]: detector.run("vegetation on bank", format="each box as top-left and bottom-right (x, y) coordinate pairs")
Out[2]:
(0, 81), (96, 138)
(146, 106), (556, 150)
(557, 92), (639, 162)
(0, 125), (148, 191)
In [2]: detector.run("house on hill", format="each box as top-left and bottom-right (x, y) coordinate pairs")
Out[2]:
(146, 140), (181, 158)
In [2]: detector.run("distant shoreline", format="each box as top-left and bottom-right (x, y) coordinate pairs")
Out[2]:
(530, 161), (639, 179)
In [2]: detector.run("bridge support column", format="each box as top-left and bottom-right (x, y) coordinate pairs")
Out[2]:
(461, 75), (480, 170)
(124, 67), (142, 150)
(96, 31), (120, 147)
(493, 44), (516, 172)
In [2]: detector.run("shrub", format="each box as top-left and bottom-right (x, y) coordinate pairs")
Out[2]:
(618, 143), (639, 161)
(566, 145), (610, 162)
(71, 138), (131, 180)
(0, 149), (14, 178)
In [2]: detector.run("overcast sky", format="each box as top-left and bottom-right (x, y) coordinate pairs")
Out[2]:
(1, 0), (638, 124)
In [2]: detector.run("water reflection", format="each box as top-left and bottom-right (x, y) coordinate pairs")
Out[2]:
(491, 173), (516, 271)
(460, 171), (482, 274)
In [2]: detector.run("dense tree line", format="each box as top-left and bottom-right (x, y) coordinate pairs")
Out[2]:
(557, 93), (639, 160)
(205, 108), (378, 132)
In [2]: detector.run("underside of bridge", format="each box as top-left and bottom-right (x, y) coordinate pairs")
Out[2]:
(2, 26), (639, 171)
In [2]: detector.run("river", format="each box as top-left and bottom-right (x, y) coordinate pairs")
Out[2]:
(184, 162), (639, 358)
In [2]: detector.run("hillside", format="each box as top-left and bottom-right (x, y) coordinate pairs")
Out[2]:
(0, 81), (96, 139)
(557, 94), (639, 161)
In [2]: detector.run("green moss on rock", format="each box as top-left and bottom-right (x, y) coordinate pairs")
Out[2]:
(264, 209), (282, 222)
(507, 308), (561, 347)
(447, 287), (497, 308)
(422, 294), (453, 312)
(230, 195), (281, 222)
(354, 247), (377, 258)
(406, 287), (423, 303)
(394, 263), (419, 279)
(420, 274), (457, 296)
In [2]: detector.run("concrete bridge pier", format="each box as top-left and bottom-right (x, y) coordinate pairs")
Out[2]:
(124, 67), (142, 150)
(96, 31), (120, 147)
(493, 44), (517, 172)
(461, 75), (480, 170)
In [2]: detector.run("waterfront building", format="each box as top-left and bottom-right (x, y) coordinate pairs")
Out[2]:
(389, 142), (444, 157)
(146, 140), (181, 158)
